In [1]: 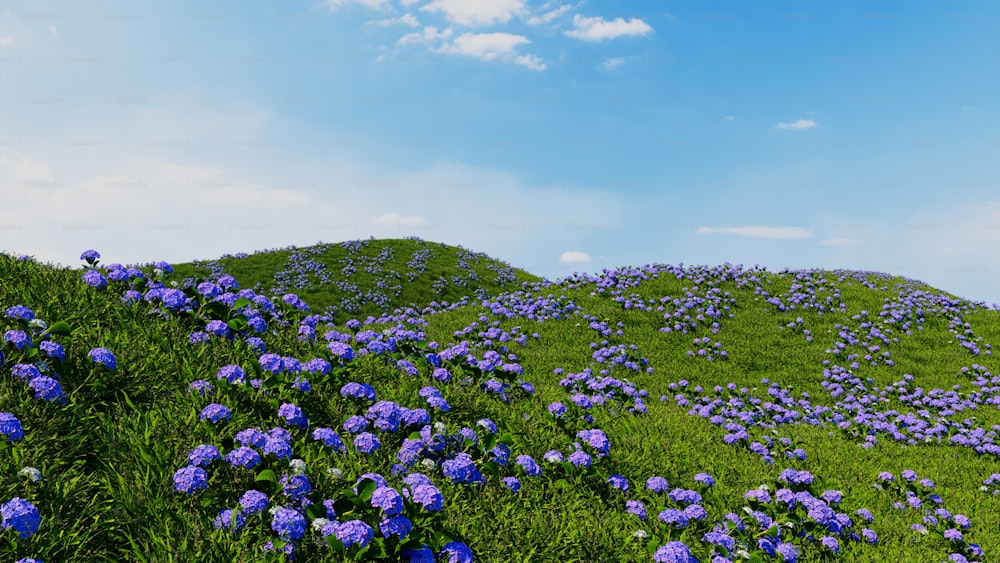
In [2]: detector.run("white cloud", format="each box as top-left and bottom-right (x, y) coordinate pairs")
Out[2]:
(48, 26), (57, 35)
(600, 57), (625, 70)
(325, 0), (391, 9)
(371, 14), (420, 27)
(820, 238), (860, 246)
(373, 212), (430, 227)
(526, 4), (572, 25)
(724, 115), (735, 121)
(421, 0), (525, 26)
(399, 26), (452, 45)
(401, 0), (420, 5)
(696, 226), (814, 239)
(435, 32), (544, 69)
(0, 35), (13, 47)
(564, 14), (653, 41)
(775, 119), (817, 130)
(560, 251), (592, 263)
(0, 154), (55, 183)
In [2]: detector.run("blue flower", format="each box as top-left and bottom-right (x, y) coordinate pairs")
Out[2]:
(262, 437), (292, 459)
(776, 542), (798, 562)
(379, 514), (412, 539)
(659, 509), (689, 528)
(213, 508), (246, 533)
(371, 486), (404, 515)
(12, 363), (41, 381)
(1, 497), (41, 539)
(29, 376), (65, 403)
(354, 432), (381, 454)
(173, 466), (208, 494)
(281, 474), (312, 498)
(239, 489), (269, 514)
(568, 450), (591, 469)
(1, 413), (25, 441)
(5, 306), (35, 320)
(270, 507), (306, 540)
(80, 249), (100, 263)
(336, 519), (373, 548)
(188, 380), (214, 396)
(311, 427), (346, 453)
(607, 474), (628, 491)
(39, 341), (65, 362)
(199, 404), (231, 423)
(402, 545), (436, 563)
(653, 541), (694, 563)
(626, 500), (647, 520)
(4, 330), (32, 350)
(88, 347), (117, 370)
(440, 541), (474, 563)
(647, 476), (669, 493)
(694, 472), (716, 487)
(340, 381), (375, 402)
(234, 428), (266, 448)
(82, 269), (108, 288)
(410, 484), (444, 512)
(278, 403), (308, 430)
(216, 365), (245, 385)
(188, 444), (221, 467)
(502, 476), (521, 492)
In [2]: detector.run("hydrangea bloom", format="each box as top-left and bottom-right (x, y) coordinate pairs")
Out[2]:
(502, 476), (521, 492)
(647, 476), (669, 493)
(82, 269), (107, 288)
(371, 486), (404, 516)
(240, 489), (269, 514)
(39, 340), (65, 362)
(281, 474), (312, 498)
(1, 497), (41, 539)
(199, 404), (231, 423)
(278, 403), (308, 430)
(354, 432), (381, 454)
(88, 347), (117, 369)
(312, 427), (346, 453)
(626, 500), (647, 520)
(213, 508), (246, 533)
(516, 455), (541, 477)
(5, 305), (35, 320)
(187, 444), (221, 467)
(29, 376), (65, 402)
(653, 541), (694, 563)
(411, 484), (444, 512)
(262, 437), (292, 459)
(217, 365), (246, 385)
(694, 472), (716, 487)
(440, 541), (474, 563)
(379, 514), (413, 539)
(3, 330), (31, 351)
(173, 466), (208, 494)
(340, 381), (376, 401)
(271, 507), (307, 540)
(608, 474), (629, 491)
(402, 545), (436, 563)
(336, 519), (374, 548)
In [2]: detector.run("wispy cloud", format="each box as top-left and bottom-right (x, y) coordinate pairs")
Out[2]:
(724, 115), (735, 121)
(435, 32), (544, 70)
(696, 226), (814, 239)
(526, 4), (573, 26)
(564, 14), (653, 41)
(373, 212), (430, 227)
(0, 35), (13, 48)
(399, 26), (452, 45)
(325, 0), (391, 10)
(371, 14), (420, 27)
(600, 57), (625, 70)
(775, 119), (817, 130)
(560, 251), (592, 263)
(421, 0), (526, 26)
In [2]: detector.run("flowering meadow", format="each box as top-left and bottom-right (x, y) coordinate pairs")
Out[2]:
(1, 240), (999, 563)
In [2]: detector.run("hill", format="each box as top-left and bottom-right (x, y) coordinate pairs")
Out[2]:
(1, 243), (998, 563)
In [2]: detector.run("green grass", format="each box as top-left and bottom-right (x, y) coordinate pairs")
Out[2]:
(1, 240), (998, 563)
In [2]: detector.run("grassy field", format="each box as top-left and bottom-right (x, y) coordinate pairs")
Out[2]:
(1, 239), (998, 563)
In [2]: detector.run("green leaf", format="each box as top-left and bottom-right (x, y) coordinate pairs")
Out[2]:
(483, 434), (497, 452)
(306, 503), (327, 519)
(497, 433), (515, 446)
(646, 539), (658, 554)
(42, 320), (71, 337)
(256, 469), (278, 484)
(228, 317), (248, 332)
(232, 297), (251, 310)
(358, 478), (377, 502)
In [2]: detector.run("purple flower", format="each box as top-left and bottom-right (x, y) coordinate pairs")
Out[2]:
(340, 381), (376, 402)
(379, 514), (413, 539)
(173, 466), (208, 494)
(12, 364), (41, 381)
(652, 541), (694, 563)
(901, 469), (917, 482)
(440, 541), (474, 563)
(626, 499), (647, 520)
(776, 542), (798, 562)
(2, 498), (41, 539)
(336, 519), (374, 548)
(88, 347), (117, 370)
(270, 506), (306, 540)
(607, 474), (629, 491)
(568, 450), (592, 469)
(502, 476), (521, 492)
(659, 508), (689, 528)
(82, 269), (107, 288)
(234, 428), (266, 448)
(694, 472), (715, 487)
(402, 545), (435, 563)
(187, 444), (220, 467)
(516, 455), (541, 477)
(216, 365), (245, 385)
(278, 403), (308, 430)
(29, 376), (65, 402)
(820, 536), (840, 553)
(199, 404), (231, 423)
(647, 476), (669, 493)
(862, 528), (878, 545)
(354, 432), (381, 454)
(205, 320), (230, 337)
(703, 532), (735, 552)
(1, 413), (25, 441)
(547, 402), (567, 417)
(262, 437), (292, 459)
(188, 380), (213, 396)
(39, 341), (65, 361)
(311, 427), (346, 453)
(411, 484), (444, 512)
(943, 528), (963, 542)
(80, 249), (101, 263)
(239, 489), (269, 514)
(5, 305), (35, 320)
(876, 471), (894, 482)
(213, 508), (246, 533)
(3, 330), (31, 351)
(371, 486), (404, 516)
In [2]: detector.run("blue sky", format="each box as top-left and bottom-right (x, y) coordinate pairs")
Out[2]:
(1, 0), (998, 305)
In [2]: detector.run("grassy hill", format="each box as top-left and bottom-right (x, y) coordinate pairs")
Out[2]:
(161, 237), (542, 323)
(1, 241), (999, 563)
